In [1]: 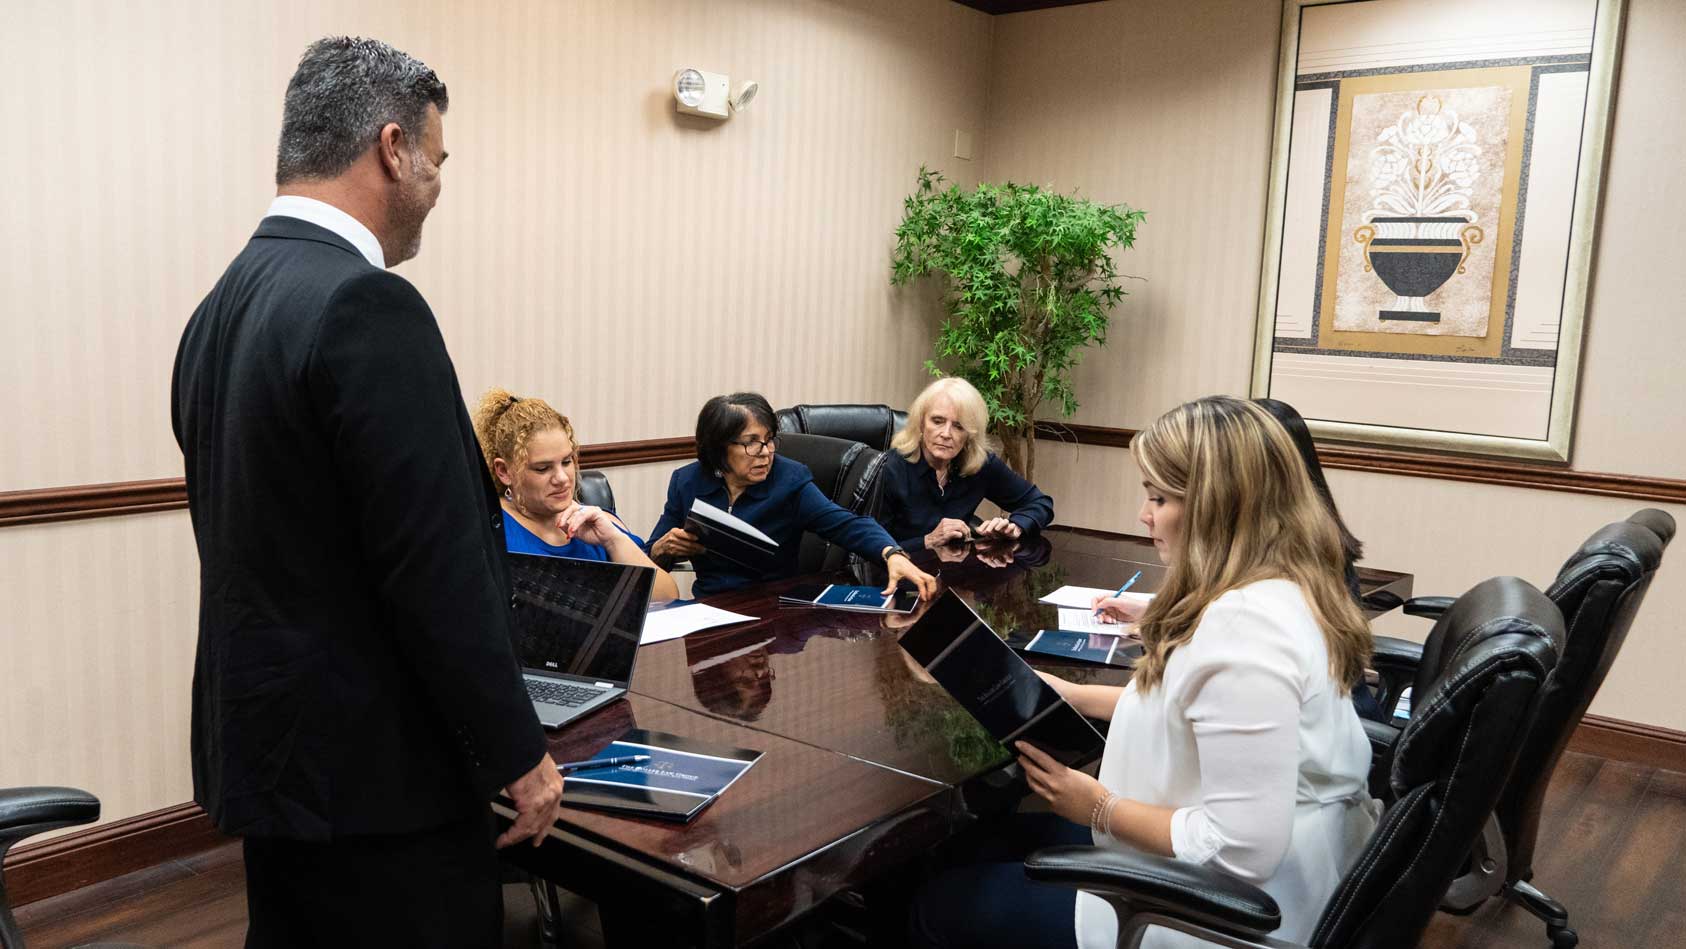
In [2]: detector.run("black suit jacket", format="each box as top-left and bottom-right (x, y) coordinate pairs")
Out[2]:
(172, 215), (546, 839)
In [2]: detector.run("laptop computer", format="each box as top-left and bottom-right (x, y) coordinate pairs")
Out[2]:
(506, 552), (656, 729)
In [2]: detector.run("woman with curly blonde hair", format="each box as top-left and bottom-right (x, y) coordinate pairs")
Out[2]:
(472, 388), (677, 601)
(910, 396), (1377, 949)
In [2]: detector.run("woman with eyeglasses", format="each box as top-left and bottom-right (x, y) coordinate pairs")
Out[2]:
(648, 392), (938, 599)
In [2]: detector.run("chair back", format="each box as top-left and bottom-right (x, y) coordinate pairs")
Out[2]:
(1310, 576), (1562, 949)
(773, 432), (887, 574)
(1, 786), (101, 949)
(575, 469), (616, 515)
(775, 403), (908, 452)
(1494, 513), (1667, 881)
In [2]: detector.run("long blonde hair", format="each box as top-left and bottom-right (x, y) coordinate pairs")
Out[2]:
(470, 388), (575, 484)
(1129, 396), (1371, 693)
(891, 377), (994, 477)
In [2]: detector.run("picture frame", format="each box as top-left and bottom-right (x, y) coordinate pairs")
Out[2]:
(1251, 0), (1627, 462)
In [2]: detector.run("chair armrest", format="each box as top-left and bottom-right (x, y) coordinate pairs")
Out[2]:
(1370, 635), (1423, 675)
(1361, 718), (1400, 754)
(1360, 719), (1400, 801)
(1024, 845), (1281, 937)
(0, 787), (100, 852)
(1402, 595), (1454, 618)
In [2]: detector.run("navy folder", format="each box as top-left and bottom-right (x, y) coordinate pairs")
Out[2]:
(560, 728), (762, 823)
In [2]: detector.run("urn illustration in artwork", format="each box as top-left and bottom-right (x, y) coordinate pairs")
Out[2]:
(1353, 95), (1485, 323)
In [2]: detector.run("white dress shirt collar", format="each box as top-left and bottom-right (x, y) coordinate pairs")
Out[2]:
(264, 195), (386, 269)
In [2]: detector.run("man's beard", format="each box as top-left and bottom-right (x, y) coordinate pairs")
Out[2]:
(387, 175), (430, 265)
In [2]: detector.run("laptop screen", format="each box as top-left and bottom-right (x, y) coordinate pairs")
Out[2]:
(506, 553), (654, 686)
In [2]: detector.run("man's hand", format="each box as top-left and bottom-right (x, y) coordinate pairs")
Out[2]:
(884, 554), (939, 600)
(497, 752), (564, 849)
(923, 518), (971, 549)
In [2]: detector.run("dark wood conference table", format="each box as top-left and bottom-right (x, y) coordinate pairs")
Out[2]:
(495, 527), (1413, 948)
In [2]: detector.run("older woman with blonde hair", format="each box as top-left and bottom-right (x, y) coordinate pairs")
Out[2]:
(472, 388), (678, 601)
(879, 377), (1054, 551)
(909, 396), (1377, 949)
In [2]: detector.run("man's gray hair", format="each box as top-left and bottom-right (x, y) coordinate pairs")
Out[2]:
(275, 37), (448, 186)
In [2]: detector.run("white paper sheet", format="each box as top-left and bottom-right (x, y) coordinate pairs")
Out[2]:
(1055, 607), (1126, 633)
(1038, 585), (1154, 610)
(640, 603), (759, 645)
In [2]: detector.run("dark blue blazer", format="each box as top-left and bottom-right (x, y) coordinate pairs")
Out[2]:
(878, 450), (1055, 549)
(648, 457), (897, 596)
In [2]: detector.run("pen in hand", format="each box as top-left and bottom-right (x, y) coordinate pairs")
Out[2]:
(1093, 570), (1144, 617)
(556, 754), (652, 773)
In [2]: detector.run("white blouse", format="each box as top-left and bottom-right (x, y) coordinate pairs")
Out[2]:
(1074, 579), (1381, 949)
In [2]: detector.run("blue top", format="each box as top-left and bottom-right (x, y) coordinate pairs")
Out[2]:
(647, 456), (898, 596)
(502, 508), (646, 560)
(877, 450), (1055, 550)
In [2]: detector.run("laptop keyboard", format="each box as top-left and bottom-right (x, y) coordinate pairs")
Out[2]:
(527, 679), (605, 708)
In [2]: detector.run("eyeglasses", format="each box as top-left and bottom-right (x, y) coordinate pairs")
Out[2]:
(730, 436), (779, 457)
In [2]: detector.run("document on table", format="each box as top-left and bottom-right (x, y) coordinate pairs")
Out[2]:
(1038, 585), (1155, 611)
(1056, 607), (1126, 634)
(640, 603), (759, 645)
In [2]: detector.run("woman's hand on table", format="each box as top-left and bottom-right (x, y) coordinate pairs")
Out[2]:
(885, 553), (939, 600)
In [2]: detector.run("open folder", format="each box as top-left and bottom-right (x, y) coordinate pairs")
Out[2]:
(684, 499), (780, 572)
(897, 592), (1105, 767)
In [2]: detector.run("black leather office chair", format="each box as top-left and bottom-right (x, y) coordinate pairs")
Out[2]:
(574, 469), (616, 514)
(1024, 575), (1564, 949)
(772, 432), (889, 574)
(1367, 509), (1671, 947)
(0, 786), (135, 949)
(775, 403), (908, 452)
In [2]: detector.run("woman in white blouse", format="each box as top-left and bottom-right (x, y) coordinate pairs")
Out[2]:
(908, 396), (1379, 949)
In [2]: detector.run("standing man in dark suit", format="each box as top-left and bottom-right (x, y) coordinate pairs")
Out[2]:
(171, 37), (561, 947)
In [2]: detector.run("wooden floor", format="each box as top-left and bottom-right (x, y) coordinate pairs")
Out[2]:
(16, 752), (1684, 948)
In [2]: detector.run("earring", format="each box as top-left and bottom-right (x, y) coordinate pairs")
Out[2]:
(503, 487), (513, 500)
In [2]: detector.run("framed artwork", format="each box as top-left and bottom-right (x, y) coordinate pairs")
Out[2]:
(1251, 0), (1626, 461)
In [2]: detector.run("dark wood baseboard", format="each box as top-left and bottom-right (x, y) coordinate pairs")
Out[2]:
(0, 437), (698, 529)
(3, 801), (225, 907)
(1567, 713), (1686, 773)
(1032, 422), (1686, 505)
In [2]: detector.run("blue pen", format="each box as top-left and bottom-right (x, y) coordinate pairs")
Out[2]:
(556, 754), (652, 773)
(1093, 570), (1144, 616)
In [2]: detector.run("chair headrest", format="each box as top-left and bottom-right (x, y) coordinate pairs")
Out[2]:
(1626, 507), (1676, 547)
(1396, 576), (1561, 793)
(775, 403), (904, 450)
(1545, 520), (1662, 607)
(774, 432), (869, 498)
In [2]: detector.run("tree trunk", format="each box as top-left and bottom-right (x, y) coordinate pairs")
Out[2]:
(998, 425), (1035, 482)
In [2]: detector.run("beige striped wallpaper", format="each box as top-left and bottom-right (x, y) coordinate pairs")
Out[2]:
(0, 0), (993, 826)
(988, 0), (1686, 730)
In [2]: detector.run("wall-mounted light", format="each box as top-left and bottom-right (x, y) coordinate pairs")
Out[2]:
(672, 68), (758, 121)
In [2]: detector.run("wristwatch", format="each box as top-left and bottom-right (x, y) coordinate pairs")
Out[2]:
(882, 546), (909, 562)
